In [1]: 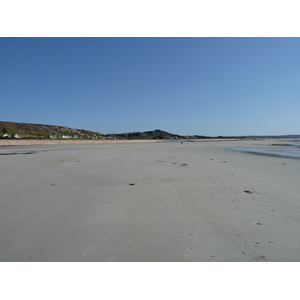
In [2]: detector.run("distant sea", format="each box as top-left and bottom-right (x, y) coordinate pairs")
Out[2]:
(286, 142), (300, 146)
(230, 141), (300, 159)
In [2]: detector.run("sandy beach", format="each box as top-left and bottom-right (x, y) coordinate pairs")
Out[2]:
(1, 139), (299, 261)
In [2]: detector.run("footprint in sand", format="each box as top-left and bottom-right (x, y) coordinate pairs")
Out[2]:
(184, 247), (194, 259)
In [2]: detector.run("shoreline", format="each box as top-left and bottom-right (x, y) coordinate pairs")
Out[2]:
(0, 139), (161, 146)
(0, 137), (284, 146)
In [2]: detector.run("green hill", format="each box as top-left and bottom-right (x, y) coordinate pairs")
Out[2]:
(110, 129), (184, 139)
(0, 122), (184, 140)
(1, 121), (213, 140)
(0, 121), (103, 139)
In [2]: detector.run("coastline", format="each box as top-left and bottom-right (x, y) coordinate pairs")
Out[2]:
(1, 139), (299, 261)
(0, 139), (162, 146)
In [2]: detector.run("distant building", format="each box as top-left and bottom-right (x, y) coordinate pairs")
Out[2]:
(10, 134), (21, 139)
(48, 135), (58, 139)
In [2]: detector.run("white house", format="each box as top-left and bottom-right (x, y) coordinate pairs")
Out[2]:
(10, 134), (21, 139)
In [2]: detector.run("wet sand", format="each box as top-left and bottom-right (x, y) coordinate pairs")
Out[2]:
(1, 139), (299, 261)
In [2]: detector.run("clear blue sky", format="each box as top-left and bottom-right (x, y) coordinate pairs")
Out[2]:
(1, 38), (299, 136)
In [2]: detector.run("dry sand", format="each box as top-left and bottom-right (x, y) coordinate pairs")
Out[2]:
(0, 138), (157, 146)
(1, 139), (299, 261)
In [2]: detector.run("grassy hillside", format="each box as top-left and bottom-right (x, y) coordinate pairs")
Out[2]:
(1, 121), (224, 140)
(110, 129), (185, 139)
(0, 121), (103, 139)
